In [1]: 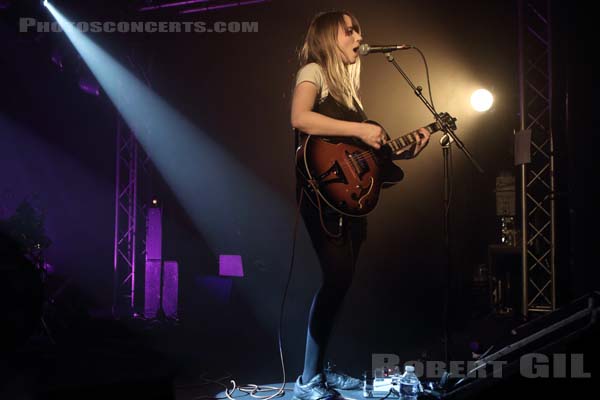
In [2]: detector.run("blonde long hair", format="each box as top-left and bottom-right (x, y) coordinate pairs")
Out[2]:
(299, 11), (362, 110)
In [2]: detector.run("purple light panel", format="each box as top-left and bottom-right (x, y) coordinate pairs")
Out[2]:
(144, 207), (163, 318)
(219, 254), (243, 277)
(144, 260), (162, 318)
(146, 207), (162, 261)
(162, 261), (179, 319)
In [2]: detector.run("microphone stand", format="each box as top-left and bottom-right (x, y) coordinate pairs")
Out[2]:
(383, 52), (484, 373)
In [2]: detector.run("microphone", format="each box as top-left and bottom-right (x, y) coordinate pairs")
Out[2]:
(358, 43), (412, 56)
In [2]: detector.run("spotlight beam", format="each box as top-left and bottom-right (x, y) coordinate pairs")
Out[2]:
(44, 3), (292, 264)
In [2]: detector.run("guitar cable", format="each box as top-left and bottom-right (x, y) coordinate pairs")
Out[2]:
(220, 188), (307, 400)
(217, 48), (436, 400)
(309, 185), (344, 239)
(296, 164), (344, 239)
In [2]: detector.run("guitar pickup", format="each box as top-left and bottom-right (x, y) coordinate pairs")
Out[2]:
(347, 151), (370, 178)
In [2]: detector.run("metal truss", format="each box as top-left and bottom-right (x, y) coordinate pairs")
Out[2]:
(518, 0), (556, 317)
(112, 116), (139, 317)
(112, 53), (154, 318)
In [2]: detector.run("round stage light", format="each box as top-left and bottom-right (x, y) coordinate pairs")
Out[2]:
(470, 89), (494, 112)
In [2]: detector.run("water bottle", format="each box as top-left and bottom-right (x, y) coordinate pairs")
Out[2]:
(399, 365), (422, 400)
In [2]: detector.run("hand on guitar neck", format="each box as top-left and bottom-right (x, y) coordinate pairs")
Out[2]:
(401, 126), (431, 158)
(357, 121), (431, 158)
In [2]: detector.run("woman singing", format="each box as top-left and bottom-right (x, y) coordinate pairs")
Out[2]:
(291, 10), (430, 400)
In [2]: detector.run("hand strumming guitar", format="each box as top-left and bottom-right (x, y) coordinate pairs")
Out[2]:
(357, 123), (386, 149)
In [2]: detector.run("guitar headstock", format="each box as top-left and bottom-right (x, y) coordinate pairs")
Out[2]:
(436, 112), (457, 132)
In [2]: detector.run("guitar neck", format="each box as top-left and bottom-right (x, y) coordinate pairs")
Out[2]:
(386, 120), (440, 152)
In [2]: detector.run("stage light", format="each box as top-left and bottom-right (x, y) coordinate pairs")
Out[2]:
(78, 74), (100, 96)
(44, 2), (291, 314)
(470, 89), (494, 112)
(42, 0), (48, 8)
(151, 198), (159, 206)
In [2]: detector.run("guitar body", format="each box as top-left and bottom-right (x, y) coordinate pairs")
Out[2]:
(296, 134), (404, 217)
(296, 114), (455, 217)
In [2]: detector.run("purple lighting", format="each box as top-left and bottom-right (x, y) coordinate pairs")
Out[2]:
(146, 207), (162, 261)
(144, 207), (163, 318)
(179, 0), (269, 14)
(139, 0), (211, 11)
(144, 260), (162, 318)
(162, 261), (179, 319)
(78, 76), (100, 96)
(219, 254), (243, 277)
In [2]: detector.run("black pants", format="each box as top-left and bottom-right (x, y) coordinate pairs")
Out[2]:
(298, 188), (367, 382)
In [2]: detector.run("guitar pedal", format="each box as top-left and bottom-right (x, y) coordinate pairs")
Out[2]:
(363, 376), (399, 398)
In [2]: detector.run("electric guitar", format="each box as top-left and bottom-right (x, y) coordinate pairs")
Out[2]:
(296, 112), (457, 217)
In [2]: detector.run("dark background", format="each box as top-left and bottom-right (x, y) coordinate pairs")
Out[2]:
(1, 0), (596, 388)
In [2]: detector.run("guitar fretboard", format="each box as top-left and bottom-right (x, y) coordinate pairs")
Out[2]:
(385, 121), (438, 153)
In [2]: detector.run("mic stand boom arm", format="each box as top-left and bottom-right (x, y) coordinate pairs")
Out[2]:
(384, 52), (484, 173)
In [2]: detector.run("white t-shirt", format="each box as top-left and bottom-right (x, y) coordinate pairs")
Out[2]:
(295, 62), (330, 103)
(295, 62), (363, 110)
